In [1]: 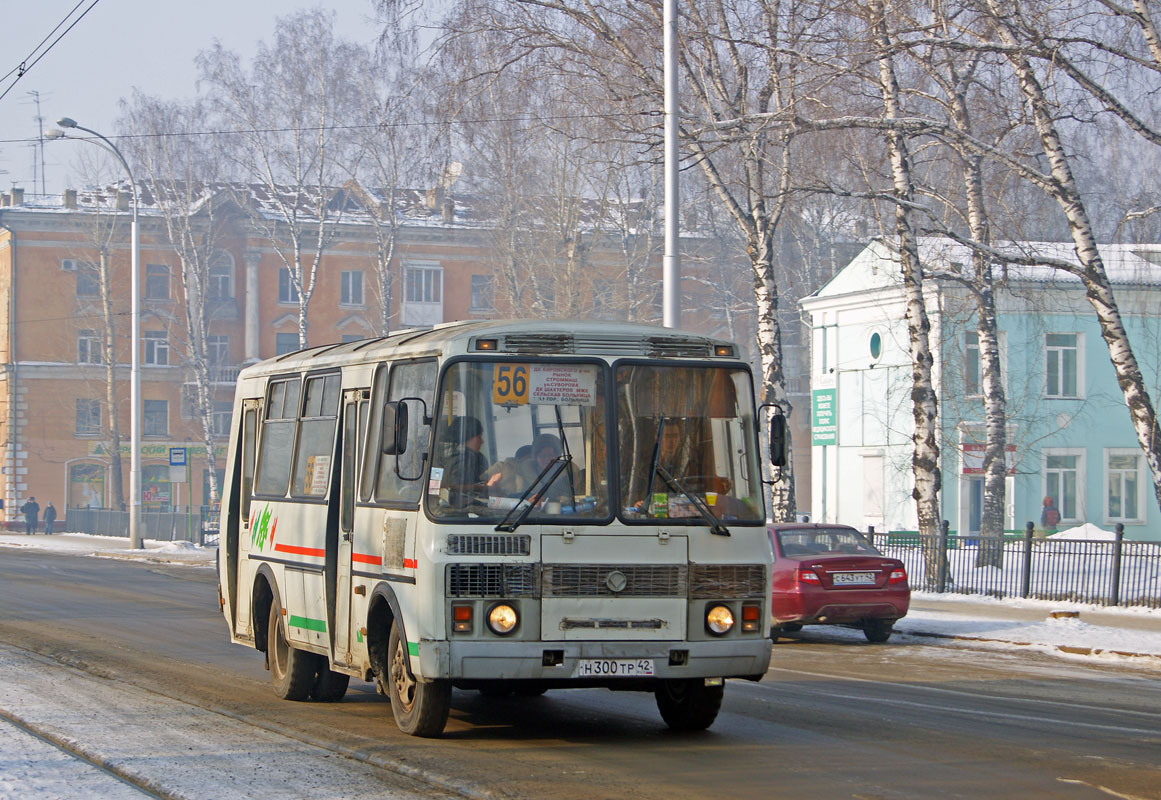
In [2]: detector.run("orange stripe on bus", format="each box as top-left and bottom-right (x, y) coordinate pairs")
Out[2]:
(403, 558), (418, 569)
(353, 552), (382, 565)
(273, 543), (326, 558)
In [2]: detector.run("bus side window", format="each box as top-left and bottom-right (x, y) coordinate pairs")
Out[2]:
(254, 377), (300, 497)
(369, 360), (436, 504)
(291, 373), (341, 498)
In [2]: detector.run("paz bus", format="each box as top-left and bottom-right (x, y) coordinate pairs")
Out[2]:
(216, 320), (778, 736)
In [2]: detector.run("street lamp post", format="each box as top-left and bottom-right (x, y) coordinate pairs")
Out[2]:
(46, 118), (142, 549)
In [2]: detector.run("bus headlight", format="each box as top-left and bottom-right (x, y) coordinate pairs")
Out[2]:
(487, 603), (519, 635)
(705, 604), (735, 635)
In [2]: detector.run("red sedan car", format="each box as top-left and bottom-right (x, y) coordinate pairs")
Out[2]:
(769, 523), (910, 643)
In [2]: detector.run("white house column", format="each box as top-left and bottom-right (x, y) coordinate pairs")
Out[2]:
(244, 251), (261, 362)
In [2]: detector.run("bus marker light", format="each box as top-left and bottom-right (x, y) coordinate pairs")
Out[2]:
(475, 338), (498, 351)
(453, 605), (473, 633)
(741, 604), (761, 632)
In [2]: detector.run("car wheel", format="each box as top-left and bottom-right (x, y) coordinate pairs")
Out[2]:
(863, 619), (893, 643)
(385, 622), (451, 737)
(654, 679), (724, 731)
(311, 667), (350, 702)
(267, 603), (319, 701)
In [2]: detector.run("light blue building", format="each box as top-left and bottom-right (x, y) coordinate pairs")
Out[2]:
(799, 238), (1161, 541)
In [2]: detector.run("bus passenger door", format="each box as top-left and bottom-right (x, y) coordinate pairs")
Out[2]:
(233, 398), (262, 640)
(334, 390), (365, 665)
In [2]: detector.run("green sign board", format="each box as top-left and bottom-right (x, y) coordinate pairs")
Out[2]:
(811, 387), (837, 446)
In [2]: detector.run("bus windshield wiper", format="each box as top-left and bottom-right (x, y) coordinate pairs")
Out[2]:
(643, 417), (729, 537)
(494, 454), (572, 533)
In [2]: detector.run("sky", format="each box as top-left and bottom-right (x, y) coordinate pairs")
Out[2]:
(1, 531), (1159, 796)
(0, 1), (382, 197)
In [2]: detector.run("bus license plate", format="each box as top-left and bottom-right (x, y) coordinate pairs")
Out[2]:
(573, 658), (655, 677)
(833, 572), (876, 585)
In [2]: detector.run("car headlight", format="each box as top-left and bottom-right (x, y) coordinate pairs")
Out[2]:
(487, 603), (519, 635)
(705, 604), (735, 635)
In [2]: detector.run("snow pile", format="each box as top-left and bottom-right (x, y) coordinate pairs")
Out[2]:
(1049, 523), (1116, 541)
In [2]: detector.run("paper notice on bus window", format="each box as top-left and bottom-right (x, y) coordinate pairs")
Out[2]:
(428, 467), (444, 495)
(529, 365), (597, 406)
(305, 455), (330, 495)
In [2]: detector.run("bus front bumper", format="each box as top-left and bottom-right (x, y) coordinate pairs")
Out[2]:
(417, 638), (772, 682)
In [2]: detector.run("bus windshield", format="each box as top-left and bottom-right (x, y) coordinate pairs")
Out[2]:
(427, 361), (609, 521)
(616, 363), (763, 524)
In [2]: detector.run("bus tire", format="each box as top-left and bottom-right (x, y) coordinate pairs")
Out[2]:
(311, 667), (350, 702)
(655, 679), (724, 732)
(267, 603), (318, 701)
(386, 623), (451, 737)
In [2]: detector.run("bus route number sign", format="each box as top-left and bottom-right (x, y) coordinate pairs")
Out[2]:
(492, 364), (530, 405)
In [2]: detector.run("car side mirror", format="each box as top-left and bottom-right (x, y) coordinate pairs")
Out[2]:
(381, 401), (409, 455)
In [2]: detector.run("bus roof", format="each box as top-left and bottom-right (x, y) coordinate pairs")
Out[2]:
(240, 319), (741, 378)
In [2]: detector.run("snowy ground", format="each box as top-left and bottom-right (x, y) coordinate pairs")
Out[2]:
(1, 531), (1159, 797)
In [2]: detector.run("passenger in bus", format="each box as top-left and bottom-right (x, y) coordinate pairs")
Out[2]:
(529, 433), (580, 505)
(442, 415), (491, 508)
(484, 444), (536, 495)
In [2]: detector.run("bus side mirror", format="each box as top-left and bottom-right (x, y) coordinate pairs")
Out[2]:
(769, 413), (787, 467)
(381, 401), (409, 456)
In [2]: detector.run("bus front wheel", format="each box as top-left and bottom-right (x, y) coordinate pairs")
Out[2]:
(654, 679), (724, 731)
(386, 623), (451, 737)
(267, 603), (318, 701)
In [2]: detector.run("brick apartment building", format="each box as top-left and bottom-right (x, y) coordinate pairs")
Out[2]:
(0, 182), (808, 521)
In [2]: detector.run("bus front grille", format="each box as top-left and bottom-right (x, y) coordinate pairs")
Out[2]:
(446, 534), (531, 556)
(689, 564), (768, 598)
(446, 564), (538, 597)
(542, 564), (688, 597)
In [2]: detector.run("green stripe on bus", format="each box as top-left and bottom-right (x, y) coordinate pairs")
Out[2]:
(408, 641), (419, 656)
(288, 615), (327, 632)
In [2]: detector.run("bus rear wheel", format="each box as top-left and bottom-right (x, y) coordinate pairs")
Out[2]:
(267, 603), (318, 701)
(311, 667), (350, 702)
(655, 679), (724, 731)
(386, 623), (451, 737)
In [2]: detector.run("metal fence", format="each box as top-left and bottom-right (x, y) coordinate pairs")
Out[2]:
(63, 507), (217, 546)
(869, 524), (1161, 609)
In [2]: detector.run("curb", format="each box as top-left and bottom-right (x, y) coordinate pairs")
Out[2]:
(901, 629), (1161, 663)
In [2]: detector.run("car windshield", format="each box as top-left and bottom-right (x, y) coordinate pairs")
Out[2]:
(616, 363), (763, 524)
(776, 528), (880, 557)
(427, 360), (609, 522)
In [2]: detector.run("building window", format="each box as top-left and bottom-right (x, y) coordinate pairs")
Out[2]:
(1045, 333), (1080, 398)
(869, 330), (883, 363)
(405, 265), (441, 303)
(144, 399), (168, 436)
(78, 329), (102, 364)
(213, 401), (232, 438)
(275, 333), (299, 356)
(964, 332), (980, 395)
(76, 265), (100, 297)
(145, 264), (170, 300)
(75, 398), (101, 435)
(144, 331), (169, 366)
(207, 335), (230, 366)
(1106, 450), (1144, 523)
(341, 270), (364, 306)
(341, 334), (364, 343)
(278, 269), (300, 304)
(1044, 450), (1083, 523)
(209, 257), (233, 299)
(471, 274), (494, 311)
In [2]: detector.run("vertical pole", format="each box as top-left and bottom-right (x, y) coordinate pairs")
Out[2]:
(866, 524), (875, 550)
(663, 0), (681, 329)
(937, 519), (949, 593)
(129, 209), (142, 549)
(1021, 521), (1034, 598)
(1110, 522), (1124, 607)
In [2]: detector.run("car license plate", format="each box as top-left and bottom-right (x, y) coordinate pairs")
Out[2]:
(832, 571), (876, 585)
(573, 658), (655, 677)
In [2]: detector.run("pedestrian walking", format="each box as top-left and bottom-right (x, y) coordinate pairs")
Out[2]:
(20, 496), (40, 535)
(1040, 495), (1061, 537)
(43, 501), (57, 535)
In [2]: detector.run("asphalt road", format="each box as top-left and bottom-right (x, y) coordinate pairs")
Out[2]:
(0, 548), (1158, 800)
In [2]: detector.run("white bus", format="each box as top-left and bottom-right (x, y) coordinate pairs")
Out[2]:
(217, 320), (776, 736)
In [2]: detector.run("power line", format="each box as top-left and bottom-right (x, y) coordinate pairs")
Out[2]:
(0, 0), (104, 106)
(0, 110), (658, 147)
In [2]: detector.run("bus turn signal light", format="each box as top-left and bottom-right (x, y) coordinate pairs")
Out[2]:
(453, 604), (473, 633)
(741, 603), (761, 632)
